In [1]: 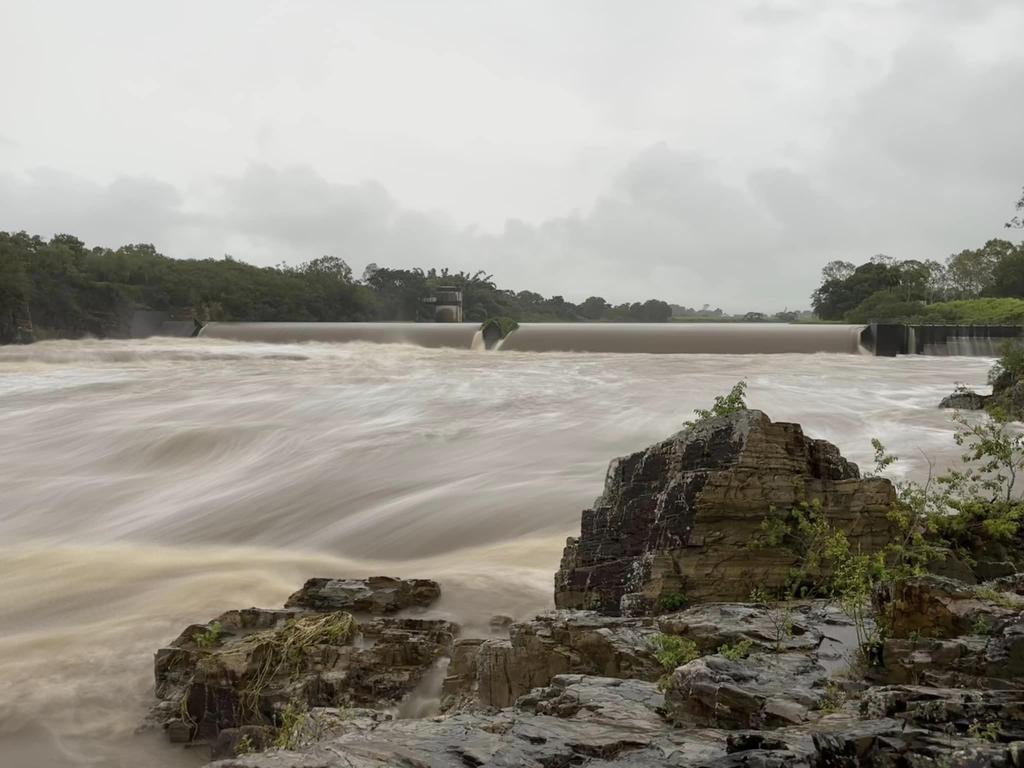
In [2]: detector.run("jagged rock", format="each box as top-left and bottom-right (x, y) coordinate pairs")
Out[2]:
(206, 675), (728, 768)
(283, 576), (441, 614)
(554, 410), (897, 615)
(202, 674), (1023, 767)
(442, 610), (663, 709)
(151, 605), (456, 745)
(656, 602), (827, 654)
(664, 651), (829, 729)
(879, 616), (1024, 688)
(939, 390), (990, 410)
(878, 575), (1024, 640)
(860, 685), (1024, 741)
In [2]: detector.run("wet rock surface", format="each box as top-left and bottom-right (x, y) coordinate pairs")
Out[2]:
(553, 410), (896, 613)
(203, 674), (1024, 768)
(150, 578), (455, 747)
(284, 576), (441, 614)
(879, 575), (1024, 640)
(939, 389), (990, 410)
(142, 412), (1024, 767)
(442, 610), (663, 709)
(665, 651), (829, 728)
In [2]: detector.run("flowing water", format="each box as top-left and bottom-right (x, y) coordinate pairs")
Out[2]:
(0, 336), (995, 768)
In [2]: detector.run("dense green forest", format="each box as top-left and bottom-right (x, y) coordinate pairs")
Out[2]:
(0, 231), (675, 342)
(810, 188), (1024, 324)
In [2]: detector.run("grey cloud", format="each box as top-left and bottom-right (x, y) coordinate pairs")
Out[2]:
(0, 170), (186, 247)
(0, 26), (1021, 313)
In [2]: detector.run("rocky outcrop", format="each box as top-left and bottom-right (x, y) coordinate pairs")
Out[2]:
(874, 576), (1024, 688)
(150, 577), (455, 747)
(939, 389), (990, 410)
(441, 610), (663, 709)
(284, 576), (440, 614)
(879, 575), (1024, 640)
(554, 410), (897, 614)
(664, 651), (829, 728)
(203, 673), (1024, 768)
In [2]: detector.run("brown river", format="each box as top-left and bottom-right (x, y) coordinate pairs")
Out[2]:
(0, 332), (994, 767)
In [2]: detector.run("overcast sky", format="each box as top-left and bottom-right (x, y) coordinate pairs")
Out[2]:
(1, 1), (1022, 311)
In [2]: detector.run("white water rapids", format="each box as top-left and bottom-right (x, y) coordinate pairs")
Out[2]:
(0, 337), (995, 767)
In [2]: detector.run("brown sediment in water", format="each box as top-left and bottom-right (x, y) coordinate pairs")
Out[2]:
(0, 337), (993, 767)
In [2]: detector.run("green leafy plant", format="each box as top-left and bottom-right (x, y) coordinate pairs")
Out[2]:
(686, 380), (748, 427)
(651, 634), (700, 690)
(272, 698), (308, 750)
(657, 592), (690, 612)
(718, 638), (754, 661)
(990, 341), (1024, 389)
(967, 719), (1000, 742)
(235, 734), (255, 755)
(975, 585), (1015, 608)
(194, 621), (224, 650)
(818, 681), (848, 714)
(970, 615), (993, 636)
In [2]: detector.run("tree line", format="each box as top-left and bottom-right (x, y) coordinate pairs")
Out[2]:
(811, 189), (1024, 324)
(0, 231), (674, 342)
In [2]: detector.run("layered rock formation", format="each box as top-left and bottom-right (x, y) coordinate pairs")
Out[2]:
(150, 577), (451, 745)
(207, 672), (1024, 768)
(554, 410), (896, 614)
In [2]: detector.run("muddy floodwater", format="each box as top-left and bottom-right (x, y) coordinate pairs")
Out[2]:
(0, 336), (993, 767)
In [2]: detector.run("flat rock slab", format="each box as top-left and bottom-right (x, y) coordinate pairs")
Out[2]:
(284, 576), (441, 614)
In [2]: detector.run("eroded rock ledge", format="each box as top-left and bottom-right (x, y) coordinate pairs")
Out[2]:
(554, 409), (896, 613)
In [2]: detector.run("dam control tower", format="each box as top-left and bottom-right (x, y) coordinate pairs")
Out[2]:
(424, 286), (463, 322)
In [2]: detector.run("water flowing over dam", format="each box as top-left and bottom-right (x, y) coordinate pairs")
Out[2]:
(200, 321), (869, 354)
(0, 337), (1000, 767)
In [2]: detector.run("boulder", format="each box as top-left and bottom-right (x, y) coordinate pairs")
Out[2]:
(554, 409), (897, 614)
(877, 576), (1024, 640)
(152, 598), (455, 745)
(656, 601), (826, 654)
(664, 651), (829, 729)
(284, 576), (441, 614)
(939, 390), (989, 410)
(879, 618), (1024, 688)
(860, 685), (1024, 742)
(442, 610), (663, 709)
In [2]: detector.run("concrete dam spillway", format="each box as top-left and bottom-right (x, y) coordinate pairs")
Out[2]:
(198, 321), (1024, 355)
(200, 321), (870, 354)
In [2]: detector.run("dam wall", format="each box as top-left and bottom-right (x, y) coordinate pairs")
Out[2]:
(200, 321), (866, 354)
(190, 321), (1024, 355)
(863, 323), (1023, 357)
(200, 321), (480, 348)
